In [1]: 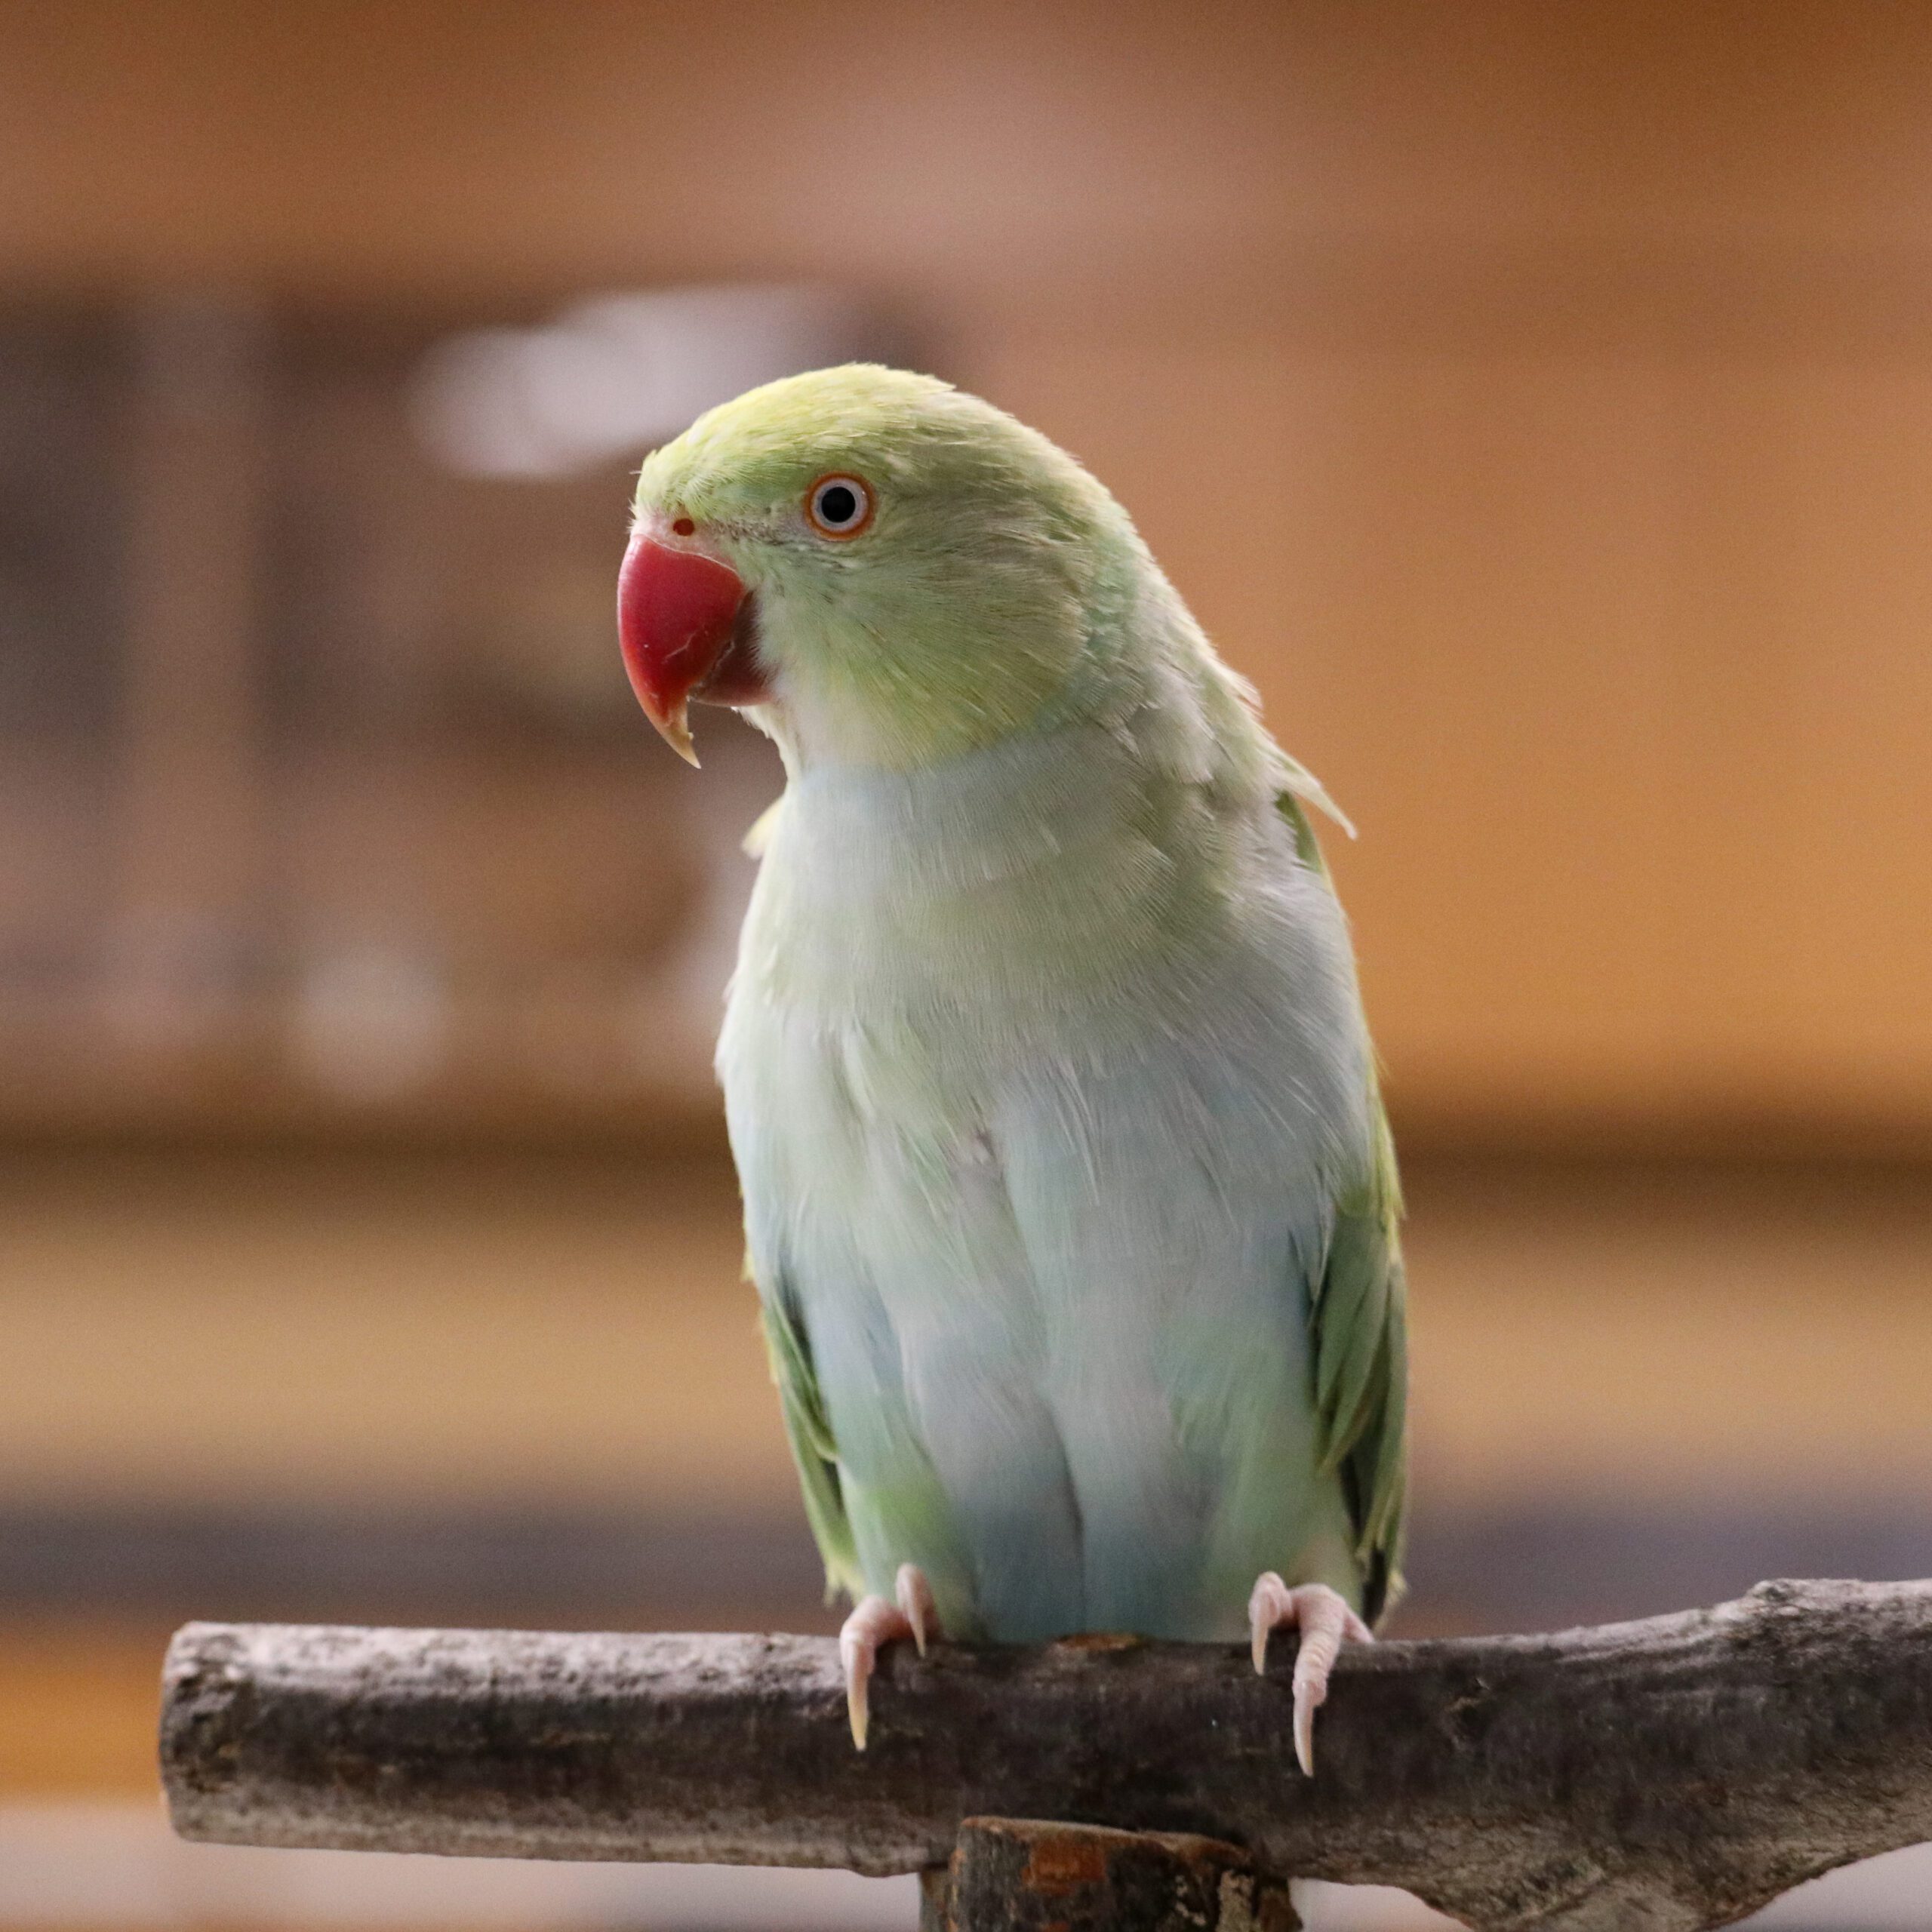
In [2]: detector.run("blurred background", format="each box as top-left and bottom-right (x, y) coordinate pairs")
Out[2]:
(2, 4), (1930, 1928)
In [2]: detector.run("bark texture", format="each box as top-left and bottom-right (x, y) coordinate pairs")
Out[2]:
(161, 1580), (1932, 1931)
(921, 1820), (1299, 1932)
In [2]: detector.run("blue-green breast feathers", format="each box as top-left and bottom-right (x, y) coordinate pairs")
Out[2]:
(740, 771), (1407, 1638)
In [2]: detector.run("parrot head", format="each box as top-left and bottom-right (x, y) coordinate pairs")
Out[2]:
(618, 365), (1120, 769)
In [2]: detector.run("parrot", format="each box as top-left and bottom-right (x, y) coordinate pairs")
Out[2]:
(615, 365), (1407, 1773)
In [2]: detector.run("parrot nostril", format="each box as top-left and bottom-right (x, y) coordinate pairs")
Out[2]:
(672, 516), (696, 537)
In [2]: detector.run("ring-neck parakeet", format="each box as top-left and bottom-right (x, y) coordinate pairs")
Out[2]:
(617, 366), (1407, 1771)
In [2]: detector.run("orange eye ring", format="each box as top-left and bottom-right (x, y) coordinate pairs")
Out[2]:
(804, 473), (875, 540)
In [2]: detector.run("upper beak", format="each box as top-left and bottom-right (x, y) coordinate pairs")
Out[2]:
(616, 533), (751, 765)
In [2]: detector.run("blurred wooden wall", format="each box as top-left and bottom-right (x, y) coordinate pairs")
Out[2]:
(3, 0), (1929, 1147)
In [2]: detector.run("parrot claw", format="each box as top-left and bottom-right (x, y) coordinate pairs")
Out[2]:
(838, 1565), (942, 1749)
(1247, 1574), (1373, 1777)
(897, 1561), (937, 1657)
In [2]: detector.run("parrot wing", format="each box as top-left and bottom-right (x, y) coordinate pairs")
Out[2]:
(1280, 792), (1408, 1624)
(758, 1275), (866, 1601)
(1309, 1102), (1407, 1623)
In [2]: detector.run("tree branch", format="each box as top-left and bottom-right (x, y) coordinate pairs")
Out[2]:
(162, 1579), (1932, 1932)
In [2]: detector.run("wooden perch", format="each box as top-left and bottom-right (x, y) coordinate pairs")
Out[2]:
(162, 1578), (1932, 1932)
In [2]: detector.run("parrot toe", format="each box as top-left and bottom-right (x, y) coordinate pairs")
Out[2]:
(895, 1561), (939, 1657)
(1247, 1573), (1373, 1777)
(838, 1564), (943, 1749)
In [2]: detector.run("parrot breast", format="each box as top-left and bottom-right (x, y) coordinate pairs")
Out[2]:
(719, 704), (1380, 1642)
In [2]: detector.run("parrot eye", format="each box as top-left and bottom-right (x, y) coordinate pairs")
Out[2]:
(805, 474), (875, 540)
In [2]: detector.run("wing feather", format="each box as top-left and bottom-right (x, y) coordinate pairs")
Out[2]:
(1310, 1095), (1408, 1623)
(756, 1269), (866, 1601)
(1281, 793), (1409, 1624)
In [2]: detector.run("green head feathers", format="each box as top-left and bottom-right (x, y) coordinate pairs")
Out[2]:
(629, 365), (1134, 768)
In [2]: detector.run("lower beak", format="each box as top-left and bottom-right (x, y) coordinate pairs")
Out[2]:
(616, 534), (755, 765)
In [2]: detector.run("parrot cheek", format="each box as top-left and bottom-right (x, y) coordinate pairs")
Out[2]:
(617, 534), (771, 764)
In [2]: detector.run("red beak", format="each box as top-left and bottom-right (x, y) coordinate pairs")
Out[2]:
(617, 534), (756, 765)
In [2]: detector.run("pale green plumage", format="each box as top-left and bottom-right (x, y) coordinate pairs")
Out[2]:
(635, 365), (1407, 1635)
(757, 1279), (863, 1600)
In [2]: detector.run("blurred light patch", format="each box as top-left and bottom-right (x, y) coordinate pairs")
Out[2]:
(291, 945), (451, 1100)
(410, 285), (888, 479)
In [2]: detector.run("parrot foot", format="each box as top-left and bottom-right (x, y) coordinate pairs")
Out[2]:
(1247, 1572), (1373, 1777)
(838, 1563), (940, 1751)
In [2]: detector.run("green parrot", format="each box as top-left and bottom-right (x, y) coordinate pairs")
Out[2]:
(617, 365), (1406, 1770)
